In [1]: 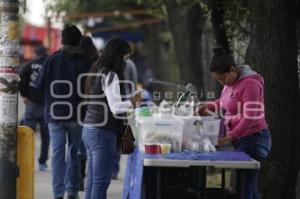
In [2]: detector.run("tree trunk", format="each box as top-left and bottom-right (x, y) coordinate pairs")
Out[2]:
(202, 20), (222, 99)
(208, 0), (230, 53)
(164, 0), (206, 97)
(143, 22), (169, 82)
(296, 6), (300, 198)
(0, 0), (19, 198)
(142, 22), (176, 103)
(245, 0), (299, 198)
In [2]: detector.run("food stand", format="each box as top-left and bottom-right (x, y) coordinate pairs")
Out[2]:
(122, 113), (260, 199)
(122, 81), (260, 199)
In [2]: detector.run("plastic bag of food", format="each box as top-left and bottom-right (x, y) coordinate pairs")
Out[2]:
(185, 137), (216, 153)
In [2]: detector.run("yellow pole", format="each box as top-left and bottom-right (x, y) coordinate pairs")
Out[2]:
(17, 126), (35, 199)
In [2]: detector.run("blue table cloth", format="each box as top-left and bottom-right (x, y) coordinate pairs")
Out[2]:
(122, 148), (252, 199)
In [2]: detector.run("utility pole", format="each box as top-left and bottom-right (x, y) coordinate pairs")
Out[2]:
(47, 16), (52, 51)
(0, 0), (19, 198)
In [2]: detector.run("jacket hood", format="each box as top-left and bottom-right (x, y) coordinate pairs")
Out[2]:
(237, 65), (264, 85)
(61, 46), (84, 58)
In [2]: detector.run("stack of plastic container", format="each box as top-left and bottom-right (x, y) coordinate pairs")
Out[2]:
(131, 106), (221, 153)
(136, 115), (184, 153)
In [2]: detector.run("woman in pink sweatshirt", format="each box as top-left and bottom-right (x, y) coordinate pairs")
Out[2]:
(199, 48), (271, 199)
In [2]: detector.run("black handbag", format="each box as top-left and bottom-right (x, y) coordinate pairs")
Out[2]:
(119, 120), (135, 154)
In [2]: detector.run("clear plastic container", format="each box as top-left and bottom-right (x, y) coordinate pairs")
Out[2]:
(135, 107), (152, 117)
(179, 116), (221, 146)
(136, 117), (184, 152)
(202, 118), (221, 145)
(178, 116), (202, 150)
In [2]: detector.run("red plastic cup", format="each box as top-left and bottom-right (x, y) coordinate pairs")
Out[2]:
(144, 144), (161, 154)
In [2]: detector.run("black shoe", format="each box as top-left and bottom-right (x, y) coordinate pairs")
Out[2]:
(55, 198), (63, 199)
(112, 173), (118, 180)
(80, 178), (85, 191)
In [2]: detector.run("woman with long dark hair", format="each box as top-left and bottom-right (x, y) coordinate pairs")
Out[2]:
(77, 35), (99, 191)
(83, 38), (141, 199)
(78, 36), (99, 65)
(198, 48), (272, 199)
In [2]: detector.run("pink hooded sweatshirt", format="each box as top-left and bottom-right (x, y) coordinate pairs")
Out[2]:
(208, 65), (268, 140)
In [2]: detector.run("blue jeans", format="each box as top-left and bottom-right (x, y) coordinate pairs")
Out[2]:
(82, 126), (117, 199)
(233, 129), (272, 199)
(113, 151), (121, 178)
(79, 141), (87, 180)
(48, 122), (82, 198)
(23, 103), (49, 164)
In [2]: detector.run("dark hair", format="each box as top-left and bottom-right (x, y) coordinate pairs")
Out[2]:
(34, 45), (48, 57)
(85, 38), (131, 95)
(61, 24), (82, 47)
(78, 36), (99, 64)
(209, 47), (236, 74)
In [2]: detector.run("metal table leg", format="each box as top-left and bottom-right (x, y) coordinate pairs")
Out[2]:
(240, 171), (246, 199)
(193, 167), (201, 199)
(222, 169), (226, 199)
(142, 173), (146, 199)
(200, 167), (207, 199)
(156, 168), (162, 199)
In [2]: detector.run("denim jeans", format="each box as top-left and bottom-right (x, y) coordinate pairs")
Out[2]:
(48, 122), (82, 198)
(23, 103), (49, 164)
(233, 129), (272, 199)
(112, 151), (121, 178)
(79, 141), (87, 180)
(82, 126), (117, 199)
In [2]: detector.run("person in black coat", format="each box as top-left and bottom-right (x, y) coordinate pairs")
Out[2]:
(35, 24), (92, 199)
(19, 45), (50, 171)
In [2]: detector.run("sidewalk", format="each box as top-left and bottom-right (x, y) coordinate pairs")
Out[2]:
(34, 133), (127, 199)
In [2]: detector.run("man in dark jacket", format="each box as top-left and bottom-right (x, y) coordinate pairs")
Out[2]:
(35, 24), (91, 199)
(19, 45), (50, 171)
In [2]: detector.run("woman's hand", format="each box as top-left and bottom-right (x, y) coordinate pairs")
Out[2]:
(195, 104), (209, 116)
(218, 135), (233, 147)
(130, 91), (142, 108)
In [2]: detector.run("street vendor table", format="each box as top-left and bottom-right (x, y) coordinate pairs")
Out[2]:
(122, 148), (260, 199)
